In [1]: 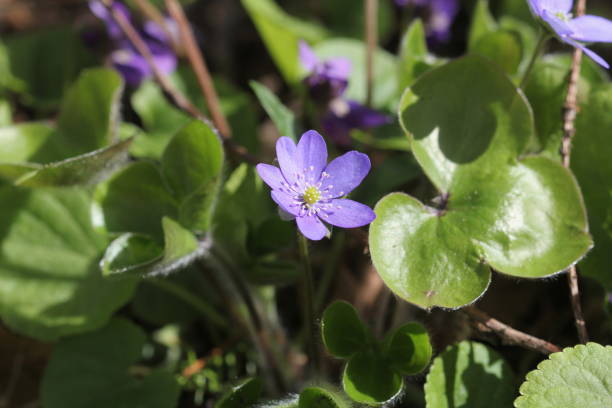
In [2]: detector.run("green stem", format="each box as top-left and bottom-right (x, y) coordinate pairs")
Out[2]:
(298, 233), (320, 373)
(519, 30), (550, 90)
(315, 231), (345, 312)
(150, 278), (228, 328)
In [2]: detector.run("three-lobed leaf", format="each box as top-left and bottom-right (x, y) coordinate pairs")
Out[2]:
(383, 322), (432, 375)
(342, 350), (403, 405)
(321, 300), (370, 358)
(371, 56), (592, 309)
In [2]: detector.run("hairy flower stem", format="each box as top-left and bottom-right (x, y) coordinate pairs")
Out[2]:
(519, 30), (550, 90)
(561, 0), (589, 345)
(298, 233), (321, 373)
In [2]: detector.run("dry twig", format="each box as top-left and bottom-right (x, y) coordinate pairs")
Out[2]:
(560, 0), (589, 345)
(464, 307), (562, 355)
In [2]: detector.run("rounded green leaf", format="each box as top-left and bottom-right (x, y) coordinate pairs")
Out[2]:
(425, 341), (515, 408)
(382, 322), (432, 375)
(342, 350), (403, 405)
(216, 377), (263, 408)
(321, 300), (370, 358)
(399, 55), (533, 191)
(0, 187), (136, 340)
(299, 386), (350, 408)
(41, 318), (180, 408)
(373, 56), (591, 309)
(515, 343), (612, 408)
(370, 193), (491, 309)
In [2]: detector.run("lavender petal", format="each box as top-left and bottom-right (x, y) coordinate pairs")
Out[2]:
(297, 130), (327, 181)
(272, 191), (300, 216)
(299, 40), (319, 73)
(256, 164), (285, 190)
(276, 136), (299, 184)
(322, 151), (371, 198)
(296, 214), (329, 240)
(569, 15), (612, 43)
(323, 199), (376, 228)
(564, 38), (610, 69)
(111, 50), (151, 86)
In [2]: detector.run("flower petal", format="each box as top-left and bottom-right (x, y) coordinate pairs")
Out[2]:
(276, 136), (299, 184)
(529, 0), (574, 14)
(322, 199), (376, 228)
(325, 58), (351, 81)
(256, 164), (285, 190)
(564, 38), (610, 69)
(271, 191), (300, 216)
(299, 40), (319, 73)
(296, 214), (329, 240)
(297, 130), (327, 182)
(569, 15), (612, 43)
(322, 151), (371, 198)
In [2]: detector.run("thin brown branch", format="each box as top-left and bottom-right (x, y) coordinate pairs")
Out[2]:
(164, 0), (232, 139)
(103, 0), (200, 117)
(102, 1), (258, 165)
(132, 0), (180, 53)
(365, 0), (378, 107)
(560, 0), (589, 345)
(463, 307), (562, 355)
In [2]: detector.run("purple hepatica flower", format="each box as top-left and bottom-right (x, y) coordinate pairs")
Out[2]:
(89, 0), (177, 86)
(89, 0), (130, 40)
(323, 99), (391, 146)
(527, 0), (612, 69)
(300, 40), (351, 100)
(395, 0), (459, 44)
(256, 130), (376, 240)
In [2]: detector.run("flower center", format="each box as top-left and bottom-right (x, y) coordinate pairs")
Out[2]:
(303, 186), (321, 205)
(554, 11), (572, 21)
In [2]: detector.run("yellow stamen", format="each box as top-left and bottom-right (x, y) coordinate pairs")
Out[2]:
(303, 186), (321, 205)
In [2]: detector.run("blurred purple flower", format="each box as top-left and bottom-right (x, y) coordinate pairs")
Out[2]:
(395, 0), (459, 45)
(527, 0), (612, 69)
(89, 0), (177, 86)
(299, 40), (351, 99)
(323, 100), (391, 146)
(257, 130), (376, 240)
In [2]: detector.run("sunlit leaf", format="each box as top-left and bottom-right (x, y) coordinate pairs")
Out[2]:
(515, 343), (612, 408)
